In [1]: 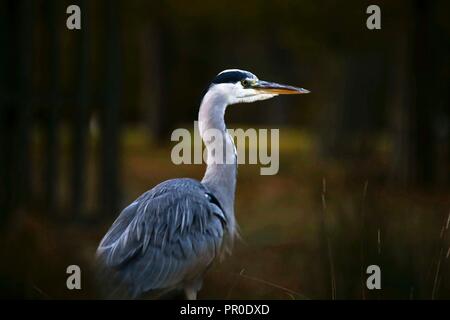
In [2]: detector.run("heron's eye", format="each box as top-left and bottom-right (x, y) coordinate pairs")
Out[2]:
(241, 79), (251, 88)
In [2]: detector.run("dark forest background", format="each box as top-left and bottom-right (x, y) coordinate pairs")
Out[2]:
(0, 0), (449, 299)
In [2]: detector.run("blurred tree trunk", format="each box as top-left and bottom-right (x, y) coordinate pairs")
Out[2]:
(139, 23), (163, 141)
(16, 0), (33, 209)
(410, 0), (434, 185)
(71, 0), (90, 218)
(0, 0), (17, 222)
(429, 9), (450, 187)
(0, 0), (33, 223)
(99, 0), (121, 217)
(44, 0), (61, 215)
(321, 53), (383, 160)
(389, 17), (413, 185)
(139, 8), (173, 143)
(391, 0), (442, 186)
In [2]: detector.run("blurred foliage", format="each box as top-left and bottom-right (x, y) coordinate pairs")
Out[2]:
(1, 129), (449, 299)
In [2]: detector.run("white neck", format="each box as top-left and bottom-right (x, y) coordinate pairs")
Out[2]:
(198, 87), (237, 238)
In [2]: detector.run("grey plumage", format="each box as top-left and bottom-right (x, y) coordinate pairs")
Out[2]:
(96, 178), (229, 298)
(95, 69), (308, 299)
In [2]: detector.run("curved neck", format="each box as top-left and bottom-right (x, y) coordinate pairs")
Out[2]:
(198, 89), (237, 223)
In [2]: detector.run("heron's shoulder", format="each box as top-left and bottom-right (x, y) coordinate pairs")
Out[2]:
(140, 178), (221, 203)
(150, 178), (205, 193)
(136, 178), (207, 202)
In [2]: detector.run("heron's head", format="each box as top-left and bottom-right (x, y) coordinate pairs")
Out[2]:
(207, 69), (310, 105)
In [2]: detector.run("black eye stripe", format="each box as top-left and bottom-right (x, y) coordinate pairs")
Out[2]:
(211, 70), (254, 84)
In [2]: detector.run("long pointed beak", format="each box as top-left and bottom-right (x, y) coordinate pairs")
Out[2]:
(252, 80), (310, 95)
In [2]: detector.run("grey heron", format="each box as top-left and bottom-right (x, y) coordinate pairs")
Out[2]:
(96, 69), (309, 299)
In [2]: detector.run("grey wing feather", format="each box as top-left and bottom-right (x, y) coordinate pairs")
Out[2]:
(96, 178), (226, 298)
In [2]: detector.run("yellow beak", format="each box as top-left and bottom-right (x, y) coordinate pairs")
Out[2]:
(252, 80), (310, 95)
